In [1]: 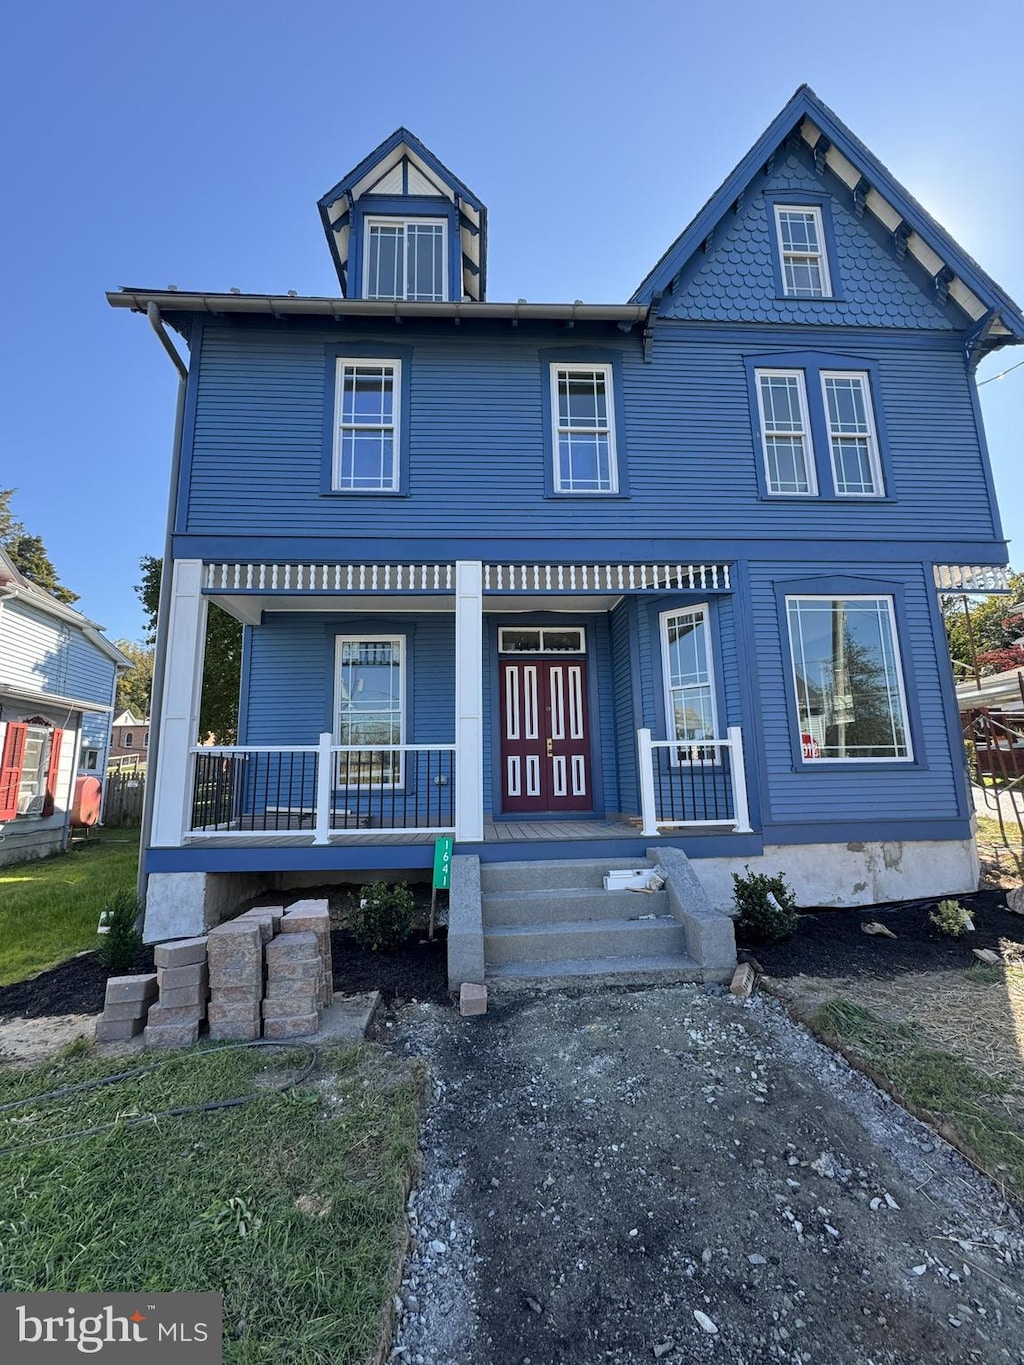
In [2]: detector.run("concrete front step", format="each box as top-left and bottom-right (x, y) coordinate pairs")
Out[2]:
(487, 951), (702, 982)
(484, 915), (688, 965)
(479, 856), (652, 894)
(482, 887), (670, 927)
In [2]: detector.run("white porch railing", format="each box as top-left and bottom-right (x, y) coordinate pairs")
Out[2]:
(186, 734), (456, 841)
(637, 726), (751, 836)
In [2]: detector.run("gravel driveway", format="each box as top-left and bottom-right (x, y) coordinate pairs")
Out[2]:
(387, 984), (1024, 1365)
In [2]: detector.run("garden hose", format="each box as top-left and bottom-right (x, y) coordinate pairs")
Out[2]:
(0, 1039), (320, 1156)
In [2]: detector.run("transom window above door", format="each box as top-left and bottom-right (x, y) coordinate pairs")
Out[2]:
(498, 627), (586, 654)
(364, 218), (447, 301)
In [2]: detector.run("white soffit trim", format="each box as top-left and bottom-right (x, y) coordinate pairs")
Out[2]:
(799, 120), (988, 324)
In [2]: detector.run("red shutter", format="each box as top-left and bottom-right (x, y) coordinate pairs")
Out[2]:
(0, 723), (28, 820)
(41, 728), (64, 817)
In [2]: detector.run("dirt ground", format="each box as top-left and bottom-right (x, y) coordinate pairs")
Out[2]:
(385, 985), (1024, 1365)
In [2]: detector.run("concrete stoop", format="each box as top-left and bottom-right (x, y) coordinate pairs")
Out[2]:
(473, 853), (736, 986)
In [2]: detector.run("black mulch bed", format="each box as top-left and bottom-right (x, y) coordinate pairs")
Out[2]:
(0, 945), (156, 1020)
(746, 888), (1024, 980)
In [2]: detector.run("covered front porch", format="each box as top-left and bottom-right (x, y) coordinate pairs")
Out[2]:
(150, 556), (754, 854)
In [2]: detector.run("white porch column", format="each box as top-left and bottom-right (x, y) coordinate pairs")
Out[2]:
(454, 560), (484, 841)
(151, 560), (208, 846)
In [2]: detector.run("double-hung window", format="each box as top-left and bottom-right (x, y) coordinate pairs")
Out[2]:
(364, 218), (446, 301)
(756, 371), (816, 495)
(551, 364), (618, 494)
(334, 636), (405, 787)
(660, 606), (718, 759)
(774, 205), (831, 298)
(332, 360), (400, 492)
(821, 372), (883, 496)
(752, 360), (885, 499)
(786, 596), (911, 762)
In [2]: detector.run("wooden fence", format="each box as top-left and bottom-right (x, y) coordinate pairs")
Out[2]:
(103, 770), (146, 827)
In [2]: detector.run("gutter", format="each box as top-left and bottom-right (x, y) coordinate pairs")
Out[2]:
(109, 291), (650, 328)
(137, 305), (189, 902)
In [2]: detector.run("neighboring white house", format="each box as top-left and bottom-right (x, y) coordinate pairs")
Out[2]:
(0, 548), (130, 866)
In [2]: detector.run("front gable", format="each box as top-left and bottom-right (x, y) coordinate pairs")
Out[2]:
(633, 87), (1024, 359)
(662, 140), (954, 330)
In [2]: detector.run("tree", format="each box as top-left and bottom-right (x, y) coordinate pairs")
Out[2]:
(943, 571), (1024, 680)
(0, 490), (79, 604)
(136, 555), (241, 743)
(113, 640), (155, 718)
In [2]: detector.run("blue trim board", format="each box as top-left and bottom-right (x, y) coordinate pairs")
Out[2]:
(728, 559), (767, 835)
(174, 534), (1010, 566)
(923, 569), (973, 821)
(173, 319), (204, 535)
(762, 818), (972, 845)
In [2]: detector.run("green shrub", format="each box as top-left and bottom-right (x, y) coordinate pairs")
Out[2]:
(349, 882), (414, 952)
(96, 888), (143, 971)
(731, 866), (798, 942)
(929, 898), (972, 938)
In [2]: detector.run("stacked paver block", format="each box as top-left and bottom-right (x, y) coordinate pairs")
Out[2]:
(96, 974), (158, 1042)
(206, 919), (264, 1040)
(262, 932), (322, 1038)
(280, 900), (333, 1008)
(145, 936), (210, 1048)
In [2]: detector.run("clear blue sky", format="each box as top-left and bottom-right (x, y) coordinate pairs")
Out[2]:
(3, 0), (1022, 642)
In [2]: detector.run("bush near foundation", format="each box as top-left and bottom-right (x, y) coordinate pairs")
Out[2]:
(96, 889), (144, 971)
(732, 867), (798, 942)
(929, 898), (972, 937)
(349, 882), (414, 952)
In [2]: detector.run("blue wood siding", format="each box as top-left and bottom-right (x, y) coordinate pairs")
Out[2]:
(661, 142), (953, 329)
(242, 612), (455, 746)
(182, 320), (997, 547)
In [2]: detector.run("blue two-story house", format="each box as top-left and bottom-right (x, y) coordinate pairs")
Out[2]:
(111, 87), (1022, 980)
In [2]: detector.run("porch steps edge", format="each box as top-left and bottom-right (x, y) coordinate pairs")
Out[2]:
(486, 951), (703, 982)
(479, 856), (651, 893)
(483, 915), (688, 964)
(482, 887), (670, 926)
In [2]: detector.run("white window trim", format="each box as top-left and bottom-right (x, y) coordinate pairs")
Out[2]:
(333, 634), (406, 788)
(659, 604), (719, 765)
(363, 216), (448, 302)
(550, 363), (619, 494)
(820, 370), (884, 497)
(332, 358), (401, 493)
(774, 204), (832, 298)
(786, 594), (913, 764)
(755, 368), (818, 496)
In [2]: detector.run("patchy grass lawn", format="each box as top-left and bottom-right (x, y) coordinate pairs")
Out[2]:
(0, 1041), (421, 1364)
(812, 993), (1024, 1205)
(0, 835), (139, 986)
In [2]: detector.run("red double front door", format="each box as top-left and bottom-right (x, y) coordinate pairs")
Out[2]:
(499, 656), (592, 813)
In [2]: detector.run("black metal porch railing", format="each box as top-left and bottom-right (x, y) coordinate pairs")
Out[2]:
(187, 743), (456, 835)
(650, 744), (735, 825)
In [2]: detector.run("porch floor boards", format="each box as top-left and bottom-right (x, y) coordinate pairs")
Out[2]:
(185, 818), (644, 848)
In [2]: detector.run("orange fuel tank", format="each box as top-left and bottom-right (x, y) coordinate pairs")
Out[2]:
(71, 775), (103, 828)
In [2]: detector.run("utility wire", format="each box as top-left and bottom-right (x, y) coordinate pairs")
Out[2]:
(978, 357), (1024, 386)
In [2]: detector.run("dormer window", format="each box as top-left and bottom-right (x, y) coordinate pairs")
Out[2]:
(365, 218), (447, 301)
(774, 205), (831, 298)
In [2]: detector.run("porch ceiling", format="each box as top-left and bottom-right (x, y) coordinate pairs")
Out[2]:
(209, 593), (626, 622)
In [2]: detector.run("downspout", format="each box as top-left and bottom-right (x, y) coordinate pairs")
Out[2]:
(137, 304), (189, 903)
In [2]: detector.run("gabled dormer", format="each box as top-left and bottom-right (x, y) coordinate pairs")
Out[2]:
(318, 129), (487, 303)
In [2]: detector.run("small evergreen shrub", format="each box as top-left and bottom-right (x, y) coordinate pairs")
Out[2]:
(731, 866), (798, 942)
(929, 898), (972, 938)
(96, 889), (143, 971)
(350, 882), (414, 952)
